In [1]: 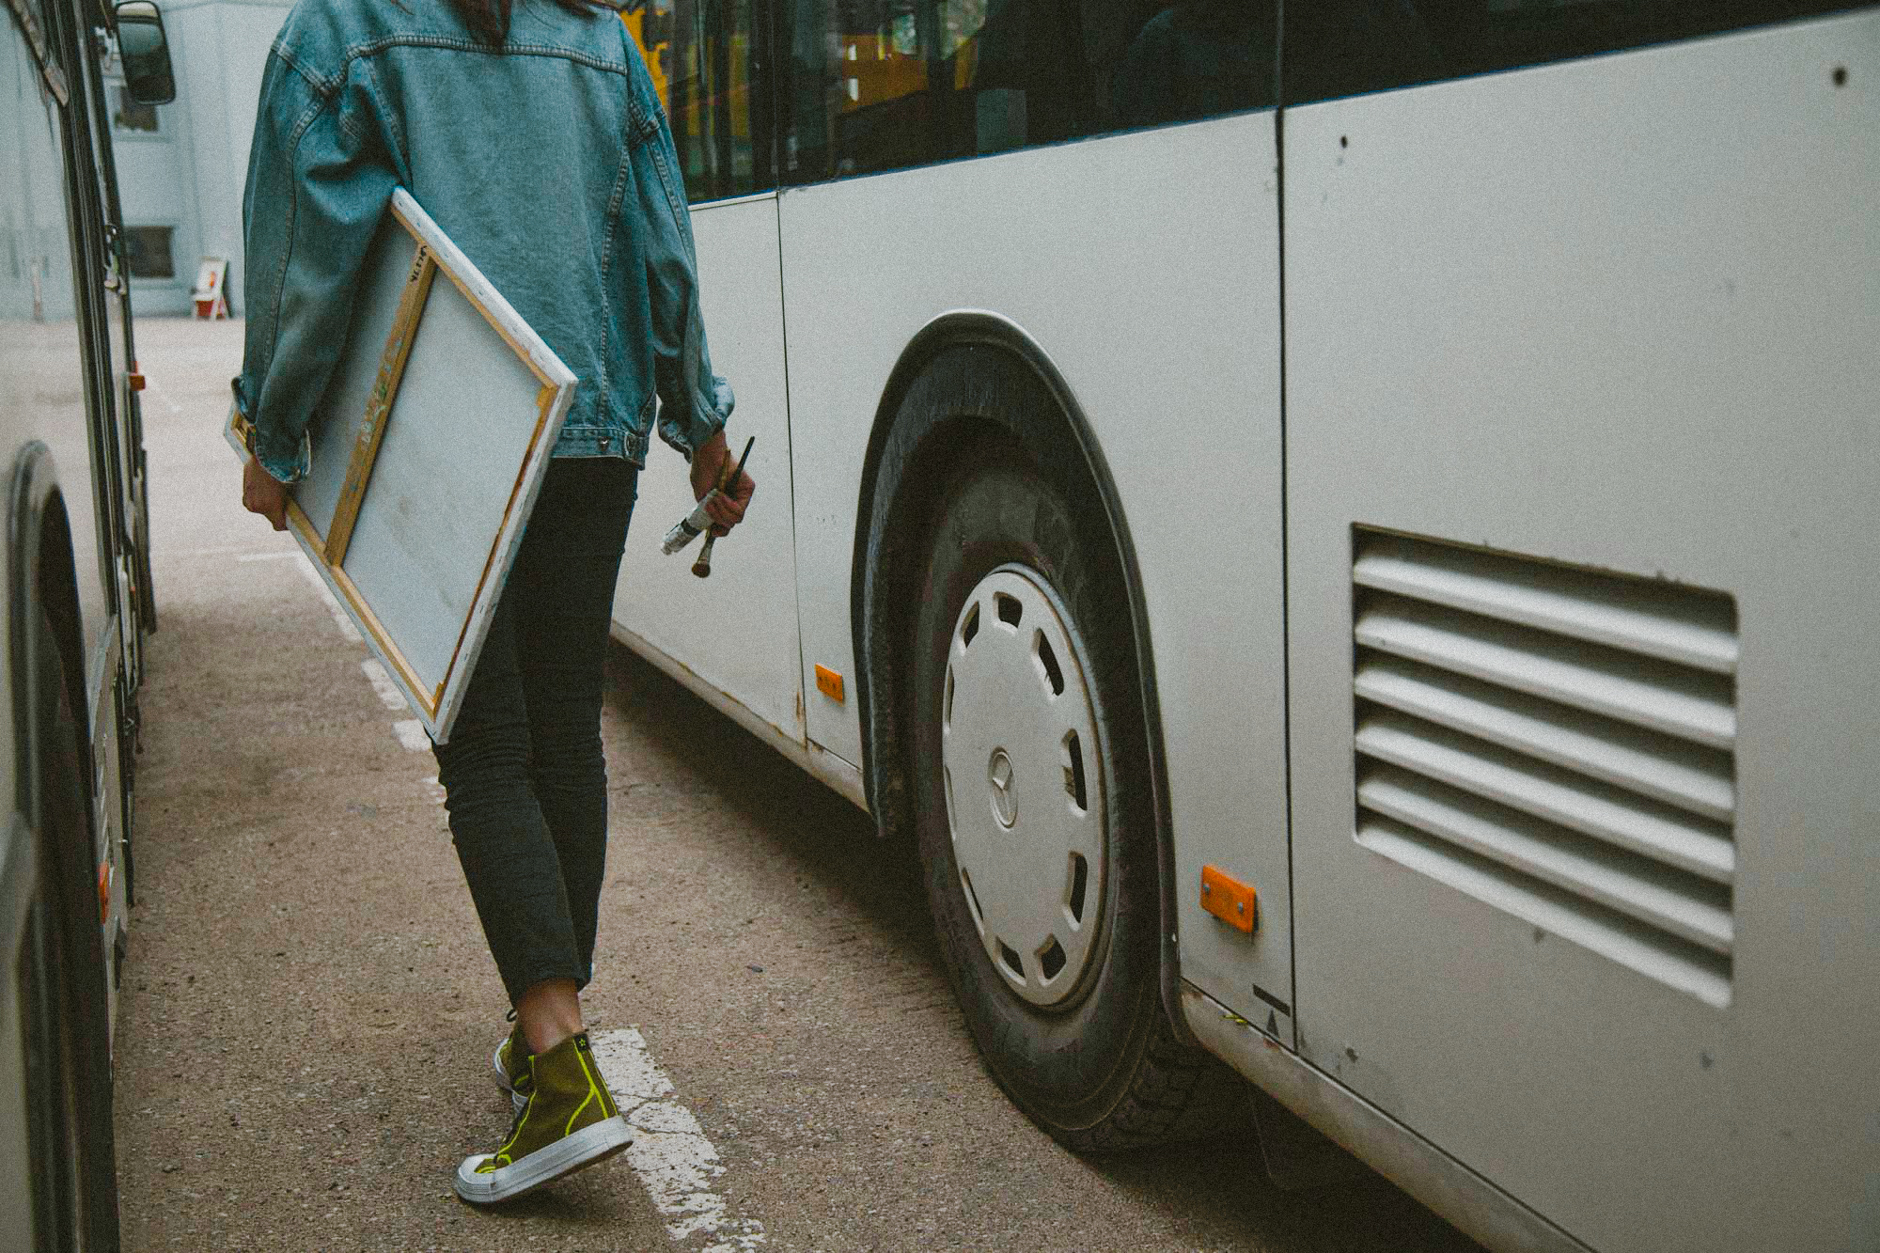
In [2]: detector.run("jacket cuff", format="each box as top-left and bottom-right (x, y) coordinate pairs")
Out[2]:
(255, 436), (310, 485)
(235, 375), (311, 484)
(664, 374), (735, 462)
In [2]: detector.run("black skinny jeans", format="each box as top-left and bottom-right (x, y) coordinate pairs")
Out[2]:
(430, 457), (638, 1005)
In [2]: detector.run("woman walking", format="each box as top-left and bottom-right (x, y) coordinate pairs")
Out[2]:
(233, 0), (753, 1204)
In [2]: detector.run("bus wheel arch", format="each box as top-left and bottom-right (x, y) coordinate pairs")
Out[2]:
(10, 446), (88, 774)
(853, 318), (1221, 1145)
(854, 316), (1164, 832)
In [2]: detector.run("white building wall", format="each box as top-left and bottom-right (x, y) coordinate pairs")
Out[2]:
(118, 0), (292, 315)
(109, 86), (196, 315)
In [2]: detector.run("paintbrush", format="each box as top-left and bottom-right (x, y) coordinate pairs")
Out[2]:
(661, 434), (753, 555)
(692, 435), (755, 578)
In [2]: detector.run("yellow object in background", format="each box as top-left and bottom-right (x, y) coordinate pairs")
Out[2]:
(837, 34), (929, 113)
(621, 7), (671, 113)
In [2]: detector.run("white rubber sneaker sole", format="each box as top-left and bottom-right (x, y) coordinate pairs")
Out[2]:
(491, 1038), (510, 1087)
(491, 1038), (527, 1114)
(453, 1115), (634, 1205)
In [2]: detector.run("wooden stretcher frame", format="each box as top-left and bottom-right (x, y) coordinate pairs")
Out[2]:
(229, 188), (577, 743)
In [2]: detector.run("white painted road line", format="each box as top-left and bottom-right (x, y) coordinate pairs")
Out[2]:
(141, 375), (185, 417)
(372, 670), (429, 751)
(588, 1028), (767, 1252)
(292, 552), (364, 642)
(360, 659), (407, 711)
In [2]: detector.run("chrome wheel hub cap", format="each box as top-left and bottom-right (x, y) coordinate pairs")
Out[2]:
(942, 565), (1107, 1008)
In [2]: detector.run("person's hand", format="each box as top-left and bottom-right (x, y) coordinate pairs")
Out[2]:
(242, 454), (289, 531)
(688, 429), (755, 537)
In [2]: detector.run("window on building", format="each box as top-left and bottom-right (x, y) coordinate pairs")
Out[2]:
(122, 226), (175, 279)
(111, 82), (161, 134)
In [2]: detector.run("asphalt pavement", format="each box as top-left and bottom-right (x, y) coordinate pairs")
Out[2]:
(109, 315), (1481, 1252)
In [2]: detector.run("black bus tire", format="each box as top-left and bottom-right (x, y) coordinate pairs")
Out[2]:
(909, 443), (1221, 1151)
(33, 605), (120, 1250)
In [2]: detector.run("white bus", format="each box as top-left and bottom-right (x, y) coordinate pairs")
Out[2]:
(2, 0), (168, 1243)
(610, 5), (1879, 1250)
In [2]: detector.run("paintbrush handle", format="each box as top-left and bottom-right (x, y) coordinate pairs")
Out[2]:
(691, 446), (744, 579)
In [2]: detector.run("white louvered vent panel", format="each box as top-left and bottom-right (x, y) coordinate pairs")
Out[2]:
(1352, 530), (1738, 1008)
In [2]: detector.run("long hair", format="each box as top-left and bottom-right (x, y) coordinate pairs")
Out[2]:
(446, 0), (616, 48)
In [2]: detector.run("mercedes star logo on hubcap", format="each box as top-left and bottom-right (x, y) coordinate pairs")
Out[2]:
(988, 748), (1017, 828)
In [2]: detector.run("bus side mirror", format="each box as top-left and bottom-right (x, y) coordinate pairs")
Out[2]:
(114, 0), (175, 105)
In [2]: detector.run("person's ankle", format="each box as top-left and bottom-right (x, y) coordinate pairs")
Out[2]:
(516, 977), (584, 1055)
(525, 1024), (579, 1055)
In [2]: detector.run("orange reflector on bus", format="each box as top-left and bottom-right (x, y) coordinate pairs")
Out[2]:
(1201, 865), (1256, 934)
(98, 864), (110, 923)
(815, 665), (845, 703)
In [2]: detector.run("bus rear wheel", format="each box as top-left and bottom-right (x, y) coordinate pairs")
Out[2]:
(23, 605), (120, 1249)
(909, 446), (1221, 1151)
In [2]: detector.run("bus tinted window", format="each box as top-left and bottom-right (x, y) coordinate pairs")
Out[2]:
(624, 1), (775, 203)
(781, 1), (1278, 184)
(1283, 0), (1861, 104)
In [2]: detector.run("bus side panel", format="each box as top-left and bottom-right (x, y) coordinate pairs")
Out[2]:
(1284, 15), (1880, 1251)
(0, 33), (31, 1239)
(613, 197), (803, 748)
(3, 0), (112, 907)
(2, 9), (99, 1238)
(777, 118), (1292, 1022)
(46, 0), (131, 1005)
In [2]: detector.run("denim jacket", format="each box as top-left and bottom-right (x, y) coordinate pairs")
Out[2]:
(234, 0), (732, 482)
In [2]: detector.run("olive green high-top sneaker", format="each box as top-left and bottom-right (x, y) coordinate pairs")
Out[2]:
(454, 1032), (633, 1204)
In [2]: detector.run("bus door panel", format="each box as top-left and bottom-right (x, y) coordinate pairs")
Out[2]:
(1281, 11), (1880, 1251)
(77, 35), (151, 676)
(2, 0), (112, 702)
(612, 197), (803, 751)
(778, 115), (1294, 1021)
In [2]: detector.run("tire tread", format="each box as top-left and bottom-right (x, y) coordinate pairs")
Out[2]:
(1053, 1012), (1244, 1152)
